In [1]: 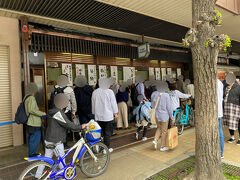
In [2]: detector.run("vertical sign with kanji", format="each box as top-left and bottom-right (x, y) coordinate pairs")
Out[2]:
(155, 68), (161, 80)
(111, 66), (118, 82)
(76, 64), (85, 76)
(99, 65), (107, 78)
(62, 63), (72, 86)
(88, 65), (97, 86)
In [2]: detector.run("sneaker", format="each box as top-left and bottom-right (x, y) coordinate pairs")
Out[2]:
(29, 153), (41, 157)
(109, 148), (113, 153)
(152, 140), (157, 150)
(236, 140), (240, 145)
(221, 155), (224, 159)
(160, 147), (169, 152)
(135, 132), (139, 140)
(227, 138), (235, 143)
(142, 137), (148, 141)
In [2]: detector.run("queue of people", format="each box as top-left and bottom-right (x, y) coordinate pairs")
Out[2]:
(23, 72), (239, 159)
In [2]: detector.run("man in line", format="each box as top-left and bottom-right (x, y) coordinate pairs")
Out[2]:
(92, 78), (118, 152)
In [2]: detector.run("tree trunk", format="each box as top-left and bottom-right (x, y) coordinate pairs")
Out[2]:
(191, 0), (224, 179)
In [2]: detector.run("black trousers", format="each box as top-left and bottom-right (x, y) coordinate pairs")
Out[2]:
(229, 119), (240, 136)
(98, 121), (113, 148)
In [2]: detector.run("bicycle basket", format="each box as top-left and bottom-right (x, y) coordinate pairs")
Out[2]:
(86, 120), (102, 141)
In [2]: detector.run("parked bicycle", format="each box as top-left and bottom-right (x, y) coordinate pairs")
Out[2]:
(18, 128), (110, 180)
(174, 98), (194, 135)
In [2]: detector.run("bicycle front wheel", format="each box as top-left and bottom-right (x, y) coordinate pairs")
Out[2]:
(174, 111), (184, 135)
(18, 161), (52, 180)
(80, 142), (110, 178)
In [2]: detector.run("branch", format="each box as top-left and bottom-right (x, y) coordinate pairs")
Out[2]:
(182, 28), (198, 48)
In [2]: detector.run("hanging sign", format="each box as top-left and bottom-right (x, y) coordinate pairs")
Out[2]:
(167, 68), (172, 78)
(149, 67), (155, 78)
(177, 68), (182, 78)
(99, 65), (107, 78)
(123, 67), (135, 83)
(155, 68), (161, 80)
(138, 43), (150, 58)
(62, 63), (72, 86)
(88, 65), (97, 86)
(161, 68), (166, 80)
(76, 64), (85, 76)
(111, 66), (118, 82)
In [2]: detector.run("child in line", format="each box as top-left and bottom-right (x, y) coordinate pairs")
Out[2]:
(133, 97), (152, 141)
(35, 93), (87, 179)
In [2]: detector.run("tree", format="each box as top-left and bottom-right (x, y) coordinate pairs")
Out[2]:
(183, 0), (231, 179)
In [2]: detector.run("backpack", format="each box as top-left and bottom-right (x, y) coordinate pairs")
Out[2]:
(15, 95), (31, 124)
(131, 83), (139, 106)
(49, 86), (67, 108)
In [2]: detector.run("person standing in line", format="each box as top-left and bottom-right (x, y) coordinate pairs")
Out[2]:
(74, 75), (94, 124)
(168, 81), (191, 112)
(151, 81), (174, 152)
(135, 75), (147, 102)
(176, 75), (184, 93)
(116, 83), (130, 130)
(217, 79), (224, 159)
(92, 78), (118, 152)
(223, 73), (240, 144)
(25, 83), (46, 157)
(54, 75), (77, 148)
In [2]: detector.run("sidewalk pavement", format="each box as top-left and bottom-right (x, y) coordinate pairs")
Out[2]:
(76, 127), (240, 180)
(0, 127), (239, 180)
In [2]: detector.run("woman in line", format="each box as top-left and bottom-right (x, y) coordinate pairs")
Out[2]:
(223, 73), (240, 145)
(151, 81), (174, 151)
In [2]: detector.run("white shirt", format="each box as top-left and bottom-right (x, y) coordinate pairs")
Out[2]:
(217, 79), (223, 118)
(92, 88), (118, 121)
(168, 90), (191, 111)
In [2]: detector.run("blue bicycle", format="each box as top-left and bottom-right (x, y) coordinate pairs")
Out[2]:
(18, 129), (110, 180)
(174, 98), (194, 135)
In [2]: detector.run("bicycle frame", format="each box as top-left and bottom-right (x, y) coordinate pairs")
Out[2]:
(25, 135), (100, 180)
(174, 101), (192, 125)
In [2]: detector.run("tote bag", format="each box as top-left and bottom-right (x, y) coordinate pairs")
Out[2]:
(150, 93), (162, 125)
(167, 126), (178, 149)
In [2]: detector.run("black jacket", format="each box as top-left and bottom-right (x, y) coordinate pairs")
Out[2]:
(46, 108), (82, 143)
(224, 84), (240, 106)
(74, 85), (93, 116)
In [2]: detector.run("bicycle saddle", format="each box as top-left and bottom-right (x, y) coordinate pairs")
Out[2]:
(45, 144), (56, 149)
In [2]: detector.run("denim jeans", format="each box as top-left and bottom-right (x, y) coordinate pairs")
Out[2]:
(218, 117), (224, 157)
(28, 129), (41, 156)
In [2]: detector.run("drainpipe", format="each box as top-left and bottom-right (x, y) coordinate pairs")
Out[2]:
(20, 16), (30, 95)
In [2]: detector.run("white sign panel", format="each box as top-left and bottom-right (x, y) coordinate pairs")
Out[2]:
(161, 68), (166, 81)
(62, 63), (72, 86)
(177, 68), (182, 78)
(155, 68), (161, 80)
(167, 68), (172, 78)
(76, 64), (85, 76)
(88, 65), (97, 86)
(99, 65), (107, 78)
(123, 67), (135, 83)
(149, 67), (155, 78)
(111, 66), (118, 82)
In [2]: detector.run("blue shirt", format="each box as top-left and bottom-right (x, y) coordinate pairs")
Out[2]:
(151, 91), (174, 122)
(136, 82), (146, 99)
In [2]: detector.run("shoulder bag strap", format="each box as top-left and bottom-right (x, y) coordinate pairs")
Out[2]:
(153, 93), (162, 110)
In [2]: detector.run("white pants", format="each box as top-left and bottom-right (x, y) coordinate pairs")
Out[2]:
(35, 141), (65, 178)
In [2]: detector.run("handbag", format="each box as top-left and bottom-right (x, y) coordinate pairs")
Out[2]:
(150, 93), (162, 125)
(167, 126), (178, 149)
